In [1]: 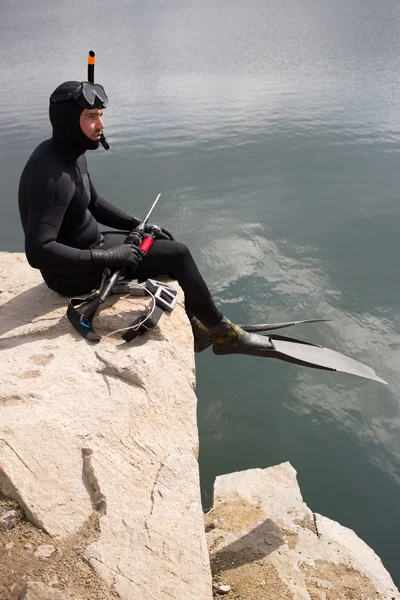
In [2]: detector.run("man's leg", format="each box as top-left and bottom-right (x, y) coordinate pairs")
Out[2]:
(43, 232), (129, 296)
(45, 235), (225, 332)
(136, 240), (223, 328)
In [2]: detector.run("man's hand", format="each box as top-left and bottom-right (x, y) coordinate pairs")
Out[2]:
(144, 224), (175, 241)
(91, 244), (143, 269)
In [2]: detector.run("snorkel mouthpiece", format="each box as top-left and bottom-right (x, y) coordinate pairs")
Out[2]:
(87, 49), (110, 151)
(100, 134), (110, 149)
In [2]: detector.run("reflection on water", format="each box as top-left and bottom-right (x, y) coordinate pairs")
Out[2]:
(1, 0), (400, 585)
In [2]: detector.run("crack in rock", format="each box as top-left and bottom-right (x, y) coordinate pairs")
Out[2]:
(313, 513), (321, 538)
(0, 439), (36, 476)
(101, 373), (112, 396)
(95, 352), (147, 390)
(81, 448), (107, 515)
(144, 459), (166, 535)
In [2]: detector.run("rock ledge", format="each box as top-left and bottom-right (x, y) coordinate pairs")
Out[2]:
(0, 252), (211, 600)
(206, 462), (399, 600)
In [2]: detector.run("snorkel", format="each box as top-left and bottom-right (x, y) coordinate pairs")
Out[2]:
(87, 50), (110, 150)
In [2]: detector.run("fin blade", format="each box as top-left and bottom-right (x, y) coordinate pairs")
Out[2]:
(240, 319), (331, 332)
(270, 337), (387, 384)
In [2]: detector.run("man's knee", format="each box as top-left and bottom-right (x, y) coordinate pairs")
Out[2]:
(170, 241), (191, 261)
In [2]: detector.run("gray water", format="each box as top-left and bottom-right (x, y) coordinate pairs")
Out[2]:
(1, 0), (400, 586)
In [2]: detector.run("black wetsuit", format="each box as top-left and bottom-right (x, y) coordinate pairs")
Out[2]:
(18, 138), (137, 289)
(18, 82), (222, 327)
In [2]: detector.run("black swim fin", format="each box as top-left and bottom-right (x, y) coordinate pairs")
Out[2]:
(194, 318), (330, 353)
(212, 330), (387, 384)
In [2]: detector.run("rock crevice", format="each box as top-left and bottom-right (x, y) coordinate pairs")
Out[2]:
(81, 448), (107, 515)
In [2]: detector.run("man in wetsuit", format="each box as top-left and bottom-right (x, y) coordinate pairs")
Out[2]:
(17, 78), (385, 380)
(18, 80), (231, 337)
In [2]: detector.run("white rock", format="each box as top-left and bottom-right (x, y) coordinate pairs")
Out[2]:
(217, 584), (231, 594)
(207, 462), (400, 600)
(0, 253), (212, 600)
(18, 581), (74, 599)
(0, 509), (17, 530)
(34, 544), (56, 559)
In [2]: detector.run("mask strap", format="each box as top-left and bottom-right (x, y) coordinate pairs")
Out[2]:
(50, 85), (82, 104)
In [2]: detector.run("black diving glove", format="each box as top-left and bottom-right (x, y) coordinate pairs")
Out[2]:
(91, 244), (143, 269)
(144, 224), (175, 241)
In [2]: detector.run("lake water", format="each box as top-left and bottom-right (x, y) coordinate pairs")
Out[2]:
(1, 0), (400, 586)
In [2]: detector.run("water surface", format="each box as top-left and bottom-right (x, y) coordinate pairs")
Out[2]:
(1, 0), (400, 585)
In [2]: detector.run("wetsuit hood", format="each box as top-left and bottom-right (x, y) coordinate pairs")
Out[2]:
(49, 81), (100, 155)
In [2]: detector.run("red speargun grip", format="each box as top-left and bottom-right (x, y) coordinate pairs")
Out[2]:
(139, 236), (154, 253)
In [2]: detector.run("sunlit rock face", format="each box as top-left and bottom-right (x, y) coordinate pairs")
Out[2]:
(206, 462), (400, 600)
(0, 252), (212, 600)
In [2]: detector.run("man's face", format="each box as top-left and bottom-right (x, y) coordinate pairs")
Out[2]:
(79, 108), (104, 141)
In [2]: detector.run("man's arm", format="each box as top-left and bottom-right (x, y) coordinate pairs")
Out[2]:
(88, 175), (140, 231)
(25, 171), (95, 273)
